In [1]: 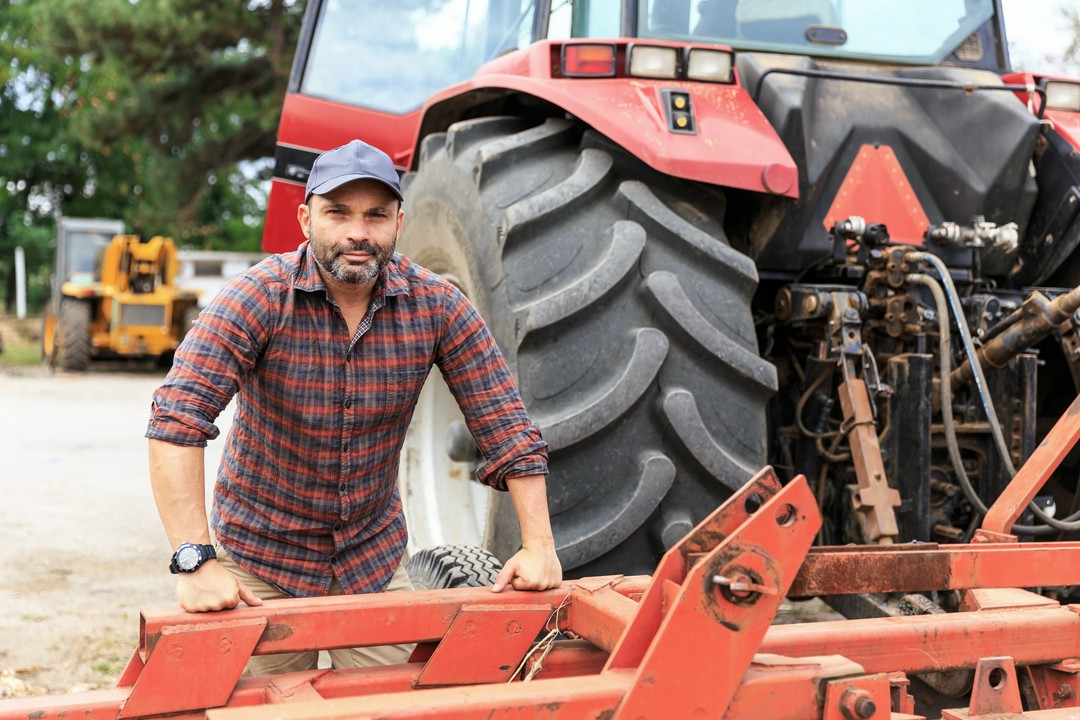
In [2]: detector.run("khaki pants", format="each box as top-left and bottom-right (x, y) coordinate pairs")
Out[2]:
(216, 547), (416, 676)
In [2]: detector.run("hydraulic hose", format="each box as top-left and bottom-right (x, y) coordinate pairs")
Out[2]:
(907, 253), (1017, 477)
(909, 270), (1080, 534)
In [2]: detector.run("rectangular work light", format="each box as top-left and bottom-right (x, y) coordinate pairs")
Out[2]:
(1045, 80), (1080, 112)
(686, 48), (734, 83)
(628, 45), (679, 79)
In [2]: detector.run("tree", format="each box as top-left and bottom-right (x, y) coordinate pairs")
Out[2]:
(36, 0), (303, 245)
(0, 0), (138, 311)
(0, 0), (303, 313)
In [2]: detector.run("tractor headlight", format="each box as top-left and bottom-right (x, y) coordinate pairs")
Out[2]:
(686, 49), (734, 83)
(628, 45), (679, 79)
(1045, 81), (1080, 112)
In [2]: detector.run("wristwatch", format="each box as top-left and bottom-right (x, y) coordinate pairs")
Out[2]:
(169, 542), (217, 574)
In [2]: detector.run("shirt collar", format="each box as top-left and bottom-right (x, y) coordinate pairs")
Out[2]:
(294, 241), (411, 298)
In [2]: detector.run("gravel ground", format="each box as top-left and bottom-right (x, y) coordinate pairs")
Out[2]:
(0, 359), (233, 695)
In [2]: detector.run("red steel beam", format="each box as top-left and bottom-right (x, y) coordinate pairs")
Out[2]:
(790, 541), (1080, 596)
(0, 646), (612, 720)
(760, 605), (1080, 674)
(567, 582), (639, 653)
(204, 672), (634, 720)
(414, 603), (551, 686)
(139, 577), (650, 659)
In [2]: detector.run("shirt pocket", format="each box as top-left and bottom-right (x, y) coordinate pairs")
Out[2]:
(379, 365), (433, 425)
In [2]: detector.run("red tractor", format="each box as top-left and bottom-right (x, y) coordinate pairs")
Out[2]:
(263, 0), (1080, 592)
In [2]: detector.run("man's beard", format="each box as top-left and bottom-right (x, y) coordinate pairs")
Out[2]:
(310, 226), (397, 285)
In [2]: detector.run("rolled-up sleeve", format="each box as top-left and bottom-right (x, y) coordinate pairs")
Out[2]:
(146, 274), (274, 446)
(435, 285), (548, 490)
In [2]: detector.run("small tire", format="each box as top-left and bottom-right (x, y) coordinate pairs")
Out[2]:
(405, 545), (502, 590)
(56, 299), (92, 371)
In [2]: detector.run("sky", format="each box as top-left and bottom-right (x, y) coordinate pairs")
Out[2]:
(1001, 0), (1078, 75)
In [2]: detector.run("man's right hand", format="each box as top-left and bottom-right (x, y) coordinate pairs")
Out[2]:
(176, 560), (263, 612)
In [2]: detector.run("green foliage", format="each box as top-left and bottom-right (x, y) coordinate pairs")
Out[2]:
(0, 0), (303, 312)
(1068, 6), (1080, 67)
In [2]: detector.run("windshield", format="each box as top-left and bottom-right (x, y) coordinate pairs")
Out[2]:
(303, 0), (537, 114)
(300, 0), (998, 115)
(636, 0), (995, 65)
(63, 231), (113, 283)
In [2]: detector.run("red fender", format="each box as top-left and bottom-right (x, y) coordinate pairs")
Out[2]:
(1003, 70), (1080, 151)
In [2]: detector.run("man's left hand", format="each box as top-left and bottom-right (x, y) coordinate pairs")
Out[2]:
(491, 544), (562, 592)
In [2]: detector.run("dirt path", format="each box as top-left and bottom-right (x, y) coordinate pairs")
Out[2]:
(0, 365), (233, 694)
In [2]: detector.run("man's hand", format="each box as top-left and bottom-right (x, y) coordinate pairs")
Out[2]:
(177, 560), (263, 612)
(494, 474), (561, 592)
(491, 544), (562, 593)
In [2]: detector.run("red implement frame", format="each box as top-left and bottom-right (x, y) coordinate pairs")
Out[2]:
(5, 394), (1080, 720)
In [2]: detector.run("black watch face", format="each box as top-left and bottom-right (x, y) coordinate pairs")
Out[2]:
(177, 545), (201, 571)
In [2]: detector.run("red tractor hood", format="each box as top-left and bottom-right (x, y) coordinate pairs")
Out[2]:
(419, 40), (799, 199)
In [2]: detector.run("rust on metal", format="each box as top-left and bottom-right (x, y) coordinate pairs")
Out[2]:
(261, 622), (294, 642)
(837, 377), (901, 542)
(792, 540), (1080, 596)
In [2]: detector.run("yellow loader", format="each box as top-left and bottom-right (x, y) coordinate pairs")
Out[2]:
(42, 217), (200, 371)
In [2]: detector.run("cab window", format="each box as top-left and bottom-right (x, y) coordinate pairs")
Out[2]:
(302, 0), (538, 113)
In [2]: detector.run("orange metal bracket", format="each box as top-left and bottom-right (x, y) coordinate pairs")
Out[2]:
(612, 468), (820, 718)
(415, 603), (550, 686)
(1027, 659), (1080, 711)
(119, 616), (265, 718)
(837, 377), (901, 542)
(980, 392), (1080, 536)
(943, 657), (1023, 718)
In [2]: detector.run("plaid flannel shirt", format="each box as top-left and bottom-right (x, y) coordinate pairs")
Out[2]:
(146, 242), (547, 597)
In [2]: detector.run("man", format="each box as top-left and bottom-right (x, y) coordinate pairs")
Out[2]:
(146, 139), (562, 674)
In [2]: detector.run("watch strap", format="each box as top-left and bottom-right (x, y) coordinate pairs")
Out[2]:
(169, 543), (218, 574)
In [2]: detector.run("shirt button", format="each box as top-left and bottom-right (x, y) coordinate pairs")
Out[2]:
(333, 523), (342, 531)
(342, 443), (349, 453)
(344, 400), (352, 409)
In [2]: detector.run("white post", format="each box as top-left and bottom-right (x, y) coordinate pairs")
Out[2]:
(14, 246), (26, 320)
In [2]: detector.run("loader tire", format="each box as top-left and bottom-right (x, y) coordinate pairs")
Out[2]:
(405, 545), (502, 590)
(56, 299), (92, 372)
(398, 116), (776, 576)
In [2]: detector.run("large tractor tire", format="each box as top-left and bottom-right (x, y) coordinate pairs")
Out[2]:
(55, 299), (92, 372)
(397, 116), (777, 576)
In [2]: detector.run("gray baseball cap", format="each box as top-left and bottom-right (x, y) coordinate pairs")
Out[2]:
(305, 139), (403, 203)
